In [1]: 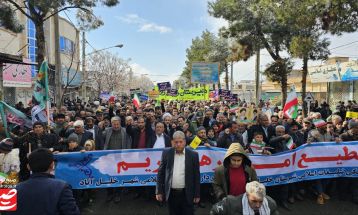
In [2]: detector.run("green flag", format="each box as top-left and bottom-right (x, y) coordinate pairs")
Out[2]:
(33, 61), (49, 110)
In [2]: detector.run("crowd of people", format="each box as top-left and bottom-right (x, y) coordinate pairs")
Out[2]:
(1, 97), (358, 214)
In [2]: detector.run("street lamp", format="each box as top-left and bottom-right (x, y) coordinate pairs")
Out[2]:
(82, 42), (123, 101)
(85, 44), (124, 56)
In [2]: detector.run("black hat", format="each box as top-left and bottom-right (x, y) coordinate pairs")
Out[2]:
(0, 138), (14, 152)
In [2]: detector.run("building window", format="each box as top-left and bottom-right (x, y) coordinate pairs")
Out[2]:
(27, 18), (37, 77)
(60, 36), (75, 54)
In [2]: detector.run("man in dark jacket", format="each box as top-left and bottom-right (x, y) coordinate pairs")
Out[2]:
(247, 114), (274, 144)
(148, 122), (171, 148)
(11, 122), (60, 181)
(217, 122), (244, 148)
(156, 131), (200, 215)
(4, 148), (79, 215)
(210, 181), (279, 215)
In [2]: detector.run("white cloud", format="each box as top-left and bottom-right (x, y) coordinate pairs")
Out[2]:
(117, 14), (172, 34)
(130, 63), (179, 84)
(130, 63), (153, 76)
(202, 15), (229, 34)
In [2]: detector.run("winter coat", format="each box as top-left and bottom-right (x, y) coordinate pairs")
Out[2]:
(210, 194), (279, 215)
(212, 143), (257, 201)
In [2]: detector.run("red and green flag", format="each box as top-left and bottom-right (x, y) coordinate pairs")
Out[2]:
(283, 86), (298, 119)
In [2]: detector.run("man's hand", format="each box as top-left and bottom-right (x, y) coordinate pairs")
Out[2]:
(204, 143), (211, 147)
(282, 134), (290, 140)
(193, 198), (200, 204)
(156, 194), (163, 202)
(335, 137), (342, 143)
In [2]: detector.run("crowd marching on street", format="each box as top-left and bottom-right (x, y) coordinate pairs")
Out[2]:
(0, 96), (358, 215)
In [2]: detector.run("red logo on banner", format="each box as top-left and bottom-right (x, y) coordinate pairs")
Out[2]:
(0, 189), (17, 211)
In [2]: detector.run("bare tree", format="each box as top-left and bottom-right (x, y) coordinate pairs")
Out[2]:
(87, 51), (132, 97)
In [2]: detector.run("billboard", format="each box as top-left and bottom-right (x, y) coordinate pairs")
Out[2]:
(191, 62), (219, 84)
(2, 59), (32, 88)
(308, 61), (358, 83)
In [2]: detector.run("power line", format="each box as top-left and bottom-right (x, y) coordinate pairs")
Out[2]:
(330, 40), (358, 51)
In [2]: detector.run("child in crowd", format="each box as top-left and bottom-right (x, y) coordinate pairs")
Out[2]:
(248, 132), (271, 155)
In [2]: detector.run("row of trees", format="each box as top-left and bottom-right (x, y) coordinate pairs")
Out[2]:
(87, 52), (153, 97)
(179, 0), (358, 114)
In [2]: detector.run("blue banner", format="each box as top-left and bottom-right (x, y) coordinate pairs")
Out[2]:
(55, 143), (358, 189)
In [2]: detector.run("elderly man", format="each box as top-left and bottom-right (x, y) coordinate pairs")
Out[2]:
(210, 181), (278, 215)
(156, 131), (200, 215)
(102, 116), (132, 203)
(65, 120), (93, 147)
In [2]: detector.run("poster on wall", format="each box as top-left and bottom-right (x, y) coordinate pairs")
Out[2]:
(191, 62), (219, 84)
(2, 59), (32, 88)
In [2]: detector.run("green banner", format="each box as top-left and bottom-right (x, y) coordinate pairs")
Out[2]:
(158, 86), (209, 101)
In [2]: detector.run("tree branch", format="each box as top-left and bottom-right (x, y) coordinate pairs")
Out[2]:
(6, 0), (33, 20)
(43, 6), (90, 21)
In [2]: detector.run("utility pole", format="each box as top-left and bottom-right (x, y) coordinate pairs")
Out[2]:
(54, 11), (62, 109)
(255, 48), (260, 104)
(81, 31), (86, 101)
(230, 61), (234, 91)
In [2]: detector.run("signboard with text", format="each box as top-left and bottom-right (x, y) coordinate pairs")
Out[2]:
(191, 62), (219, 84)
(308, 61), (358, 83)
(2, 59), (32, 88)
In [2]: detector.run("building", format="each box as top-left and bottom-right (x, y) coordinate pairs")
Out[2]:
(308, 57), (358, 107)
(261, 70), (327, 105)
(232, 80), (256, 102)
(0, 2), (81, 106)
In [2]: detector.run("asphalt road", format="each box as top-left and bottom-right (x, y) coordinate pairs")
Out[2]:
(80, 188), (358, 215)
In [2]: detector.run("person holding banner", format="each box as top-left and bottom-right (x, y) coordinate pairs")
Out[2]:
(307, 119), (340, 205)
(102, 116), (132, 203)
(11, 122), (60, 181)
(338, 120), (358, 204)
(156, 131), (200, 215)
(210, 181), (278, 215)
(212, 143), (257, 201)
(268, 125), (295, 210)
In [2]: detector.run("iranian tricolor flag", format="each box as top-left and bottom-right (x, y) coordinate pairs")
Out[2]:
(286, 137), (295, 150)
(133, 93), (141, 109)
(283, 86), (298, 119)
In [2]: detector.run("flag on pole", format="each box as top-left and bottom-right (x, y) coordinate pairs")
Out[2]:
(286, 137), (295, 150)
(283, 86), (298, 119)
(32, 60), (49, 124)
(133, 93), (141, 109)
(0, 101), (32, 137)
(33, 61), (49, 110)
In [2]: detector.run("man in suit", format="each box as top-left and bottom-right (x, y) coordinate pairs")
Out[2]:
(247, 114), (274, 144)
(85, 117), (103, 150)
(156, 131), (200, 215)
(102, 116), (132, 203)
(148, 122), (171, 148)
(5, 148), (79, 215)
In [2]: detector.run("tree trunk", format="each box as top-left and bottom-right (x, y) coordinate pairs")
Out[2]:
(35, 20), (46, 68)
(225, 62), (229, 90)
(281, 73), (288, 107)
(301, 56), (309, 117)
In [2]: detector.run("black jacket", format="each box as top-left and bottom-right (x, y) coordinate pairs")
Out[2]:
(247, 125), (274, 144)
(156, 147), (200, 204)
(5, 173), (80, 215)
(126, 118), (154, 149)
(147, 133), (171, 148)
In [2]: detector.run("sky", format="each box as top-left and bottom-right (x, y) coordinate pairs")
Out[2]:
(71, 0), (358, 85)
